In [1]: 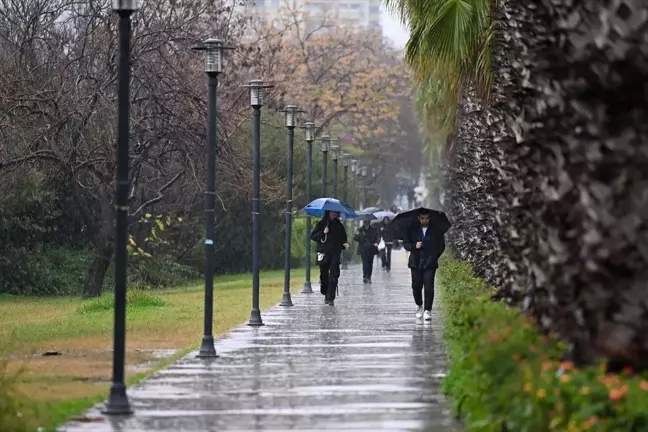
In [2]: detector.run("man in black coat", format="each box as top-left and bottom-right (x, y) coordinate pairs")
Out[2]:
(379, 218), (394, 271)
(310, 211), (350, 306)
(402, 208), (446, 321)
(354, 220), (380, 283)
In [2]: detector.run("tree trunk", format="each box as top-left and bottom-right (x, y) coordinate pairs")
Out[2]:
(82, 240), (113, 298)
(82, 187), (115, 298)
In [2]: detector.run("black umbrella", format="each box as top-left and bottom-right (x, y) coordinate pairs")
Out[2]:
(389, 207), (451, 240)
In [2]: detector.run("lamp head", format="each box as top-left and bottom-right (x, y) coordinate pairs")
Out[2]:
(240, 79), (274, 107)
(112, 0), (139, 10)
(280, 105), (305, 128)
(320, 135), (331, 153)
(331, 145), (340, 161)
(303, 122), (316, 142)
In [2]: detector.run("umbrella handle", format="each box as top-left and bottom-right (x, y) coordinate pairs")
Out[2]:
(321, 222), (329, 243)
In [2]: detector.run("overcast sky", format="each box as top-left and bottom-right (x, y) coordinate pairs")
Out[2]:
(380, 5), (409, 49)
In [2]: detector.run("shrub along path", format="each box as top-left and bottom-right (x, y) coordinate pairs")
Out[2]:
(61, 251), (460, 431)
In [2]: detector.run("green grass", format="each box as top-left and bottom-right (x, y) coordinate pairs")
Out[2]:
(438, 255), (648, 432)
(0, 269), (305, 431)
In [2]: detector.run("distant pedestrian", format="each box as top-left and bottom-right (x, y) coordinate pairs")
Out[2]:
(379, 218), (394, 271)
(354, 220), (380, 283)
(402, 208), (446, 321)
(311, 210), (350, 306)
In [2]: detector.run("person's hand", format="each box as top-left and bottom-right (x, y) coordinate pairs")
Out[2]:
(343, 243), (350, 249)
(373, 243), (379, 247)
(323, 227), (329, 234)
(415, 241), (422, 249)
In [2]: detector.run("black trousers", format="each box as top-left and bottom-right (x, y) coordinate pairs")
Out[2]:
(380, 244), (393, 270)
(411, 267), (436, 311)
(320, 253), (341, 301)
(361, 251), (374, 280)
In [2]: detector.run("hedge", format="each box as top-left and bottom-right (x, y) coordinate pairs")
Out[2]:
(438, 256), (648, 431)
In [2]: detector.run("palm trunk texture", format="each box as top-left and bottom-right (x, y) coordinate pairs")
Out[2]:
(444, 0), (648, 368)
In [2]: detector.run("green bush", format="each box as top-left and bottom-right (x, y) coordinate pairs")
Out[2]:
(439, 256), (648, 432)
(0, 247), (91, 296)
(128, 256), (199, 289)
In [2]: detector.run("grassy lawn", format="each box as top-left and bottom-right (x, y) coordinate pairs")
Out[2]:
(0, 269), (307, 431)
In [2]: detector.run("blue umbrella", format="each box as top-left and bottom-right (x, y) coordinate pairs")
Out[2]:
(302, 197), (357, 219)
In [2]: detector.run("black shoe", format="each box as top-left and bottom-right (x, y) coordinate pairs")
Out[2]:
(324, 299), (330, 305)
(363, 278), (368, 283)
(328, 300), (334, 306)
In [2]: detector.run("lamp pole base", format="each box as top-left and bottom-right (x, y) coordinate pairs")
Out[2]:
(197, 335), (218, 358)
(301, 281), (313, 294)
(247, 308), (265, 326)
(280, 292), (294, 306)
(102, 383), (133, 416)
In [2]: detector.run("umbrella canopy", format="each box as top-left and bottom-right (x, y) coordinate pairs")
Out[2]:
(361, 206), (381, 214)
(389, 207), (451, 240)
(355, 211), (378, 221)
(373, 210), (396, 221)
(303, 197), (357, 219)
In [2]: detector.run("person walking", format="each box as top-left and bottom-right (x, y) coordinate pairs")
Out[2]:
(354, 220), (380, 283)
(402, 208), (446, 321)
(379, 218), (394, 271)
(310, 210), (350, 306)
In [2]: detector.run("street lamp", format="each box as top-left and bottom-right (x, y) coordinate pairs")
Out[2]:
(301, 121), (316, 294)
(192, 37), (234, 359)
(361, 166), (368, 209)
(351, 158), (358, 208)
(341, 153), (350, 270)
(241, 79), (274, 327)
(279, 105), (304, 307)
(103, 0), (139, 416)
(331, 145), (340, 197)
(319, 135), (332, 197)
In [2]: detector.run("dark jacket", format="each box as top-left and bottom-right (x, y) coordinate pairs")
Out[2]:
(380, 223), (394, 244)
(402, 223), (446, 270)
(354, 224), (380, 255)
(310, 217), (347, 255)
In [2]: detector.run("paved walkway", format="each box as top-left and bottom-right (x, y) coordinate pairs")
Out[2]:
(62, 251), (460, 431)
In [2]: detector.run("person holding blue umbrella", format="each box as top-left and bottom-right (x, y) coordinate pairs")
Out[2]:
(304, 198), (354, 306)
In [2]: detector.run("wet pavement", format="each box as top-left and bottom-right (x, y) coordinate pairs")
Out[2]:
(61, 251), (460, 431)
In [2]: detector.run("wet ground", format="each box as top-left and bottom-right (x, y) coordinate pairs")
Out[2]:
(61, 251), (460, 431)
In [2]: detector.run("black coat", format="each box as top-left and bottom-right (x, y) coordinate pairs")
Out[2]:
(354, 224), (380, 255)
(310, 217), (347, 255)
(402, 223), (446, 269)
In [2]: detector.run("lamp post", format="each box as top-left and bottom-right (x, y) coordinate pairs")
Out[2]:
(192, 38), (233, 359)
(301, 121), (316, 294)
(331, 145), (340, 197)
(351, 158), (358, 208)
(361, 166), (368, 209)
(279, 105), (304, 307)
(241, 79), (274, 327)
(320, 135), (331, 197)
(103, 0), (138, 416)
(341, 152), (350, 270)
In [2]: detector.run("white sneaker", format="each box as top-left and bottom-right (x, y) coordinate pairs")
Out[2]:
(415, 306), (423, 319)
(423, 310), (432, 321)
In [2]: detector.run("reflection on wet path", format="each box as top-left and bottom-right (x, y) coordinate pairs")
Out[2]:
(62, 251), (461, 431)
